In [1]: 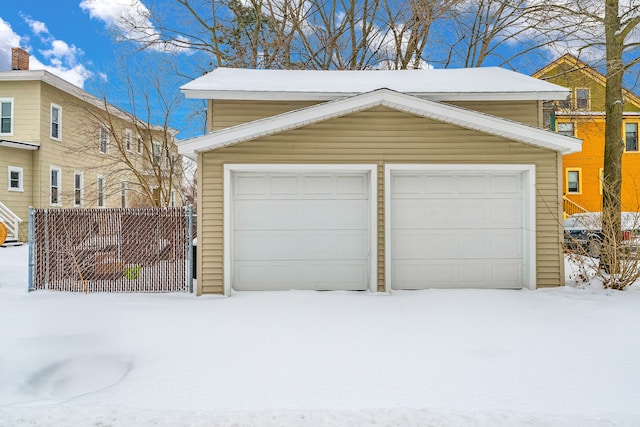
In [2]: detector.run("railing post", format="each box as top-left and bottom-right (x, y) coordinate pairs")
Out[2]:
(28, 207), (35, 292)
(44, 209), (49, 290)
(186, 204), (194, 294)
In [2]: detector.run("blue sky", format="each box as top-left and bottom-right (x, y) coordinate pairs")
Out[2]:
(0, 0), (203, 138)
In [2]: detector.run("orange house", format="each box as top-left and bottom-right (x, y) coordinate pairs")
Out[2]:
(533, 54), (640, 215)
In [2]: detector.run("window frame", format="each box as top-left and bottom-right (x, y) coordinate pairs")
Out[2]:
(74, 171), (84, 207)
(575, 88), (590, 110)
(137, 136), (144, 155)
(50, 165), (62, 206)
(99, 125), (110, 154)
(97, 174), (106, 208)
(120, 181), (128, 208)
(50, 103), (62, 141)
(152, 141), (162, 166)
(0, 98), (14, 136)
(125, 128), (133, 152)
(557, 122), (575, 137)
(624, 122), (639, 152)
(8, 166), (23, 192)
(566, 168), (582, 195)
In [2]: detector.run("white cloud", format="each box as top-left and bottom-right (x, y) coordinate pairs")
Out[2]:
(79, 0), (191, 53)
(21, 15), (50, 38)
(0, 15), (93, 87)
(0, 17), (23, 70)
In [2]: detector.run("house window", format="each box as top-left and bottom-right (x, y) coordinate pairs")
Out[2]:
(50, 104), (61, 140)
(125, 129), (133, 151)
(121, 181), (127, 208)
(153, 141), (162, 165)
(170, 189), (176, 207)
(557, 122), (575, 137)
(625, 123), (638, 152)
(8, 166), (23, 192)
(99, 126), (109, 153)
(575, 88), (590, 110)
(50, 166), (61, 205)
(0, 98), (13, 135)
(97, 175), (106, 207)
(74, 171), (84, 207)
(137, 137), (143, 154)
(567, 169), (581, 194)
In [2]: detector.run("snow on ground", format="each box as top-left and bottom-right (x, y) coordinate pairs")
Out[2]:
(1, 245), (640, 426)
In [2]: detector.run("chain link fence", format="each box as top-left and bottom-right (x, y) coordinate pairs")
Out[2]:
(28, 207), (193, 293)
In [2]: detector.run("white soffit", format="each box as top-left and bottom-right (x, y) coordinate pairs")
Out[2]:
(177, 89), (582, 157)
(181, 67), (570, 101)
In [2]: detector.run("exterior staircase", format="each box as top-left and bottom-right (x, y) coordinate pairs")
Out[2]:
(0, 201), (23, 247)
(563, 196), (588, 219)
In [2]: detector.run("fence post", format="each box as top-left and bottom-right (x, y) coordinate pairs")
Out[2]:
(44, 209), (49, 290)
(28, 207), (35, 292)
(186, 204), (194, 294)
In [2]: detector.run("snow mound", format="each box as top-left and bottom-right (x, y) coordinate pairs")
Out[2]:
(24, 354), (132, 401)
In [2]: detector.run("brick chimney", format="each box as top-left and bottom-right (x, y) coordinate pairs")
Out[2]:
(11, 47), (30, 71)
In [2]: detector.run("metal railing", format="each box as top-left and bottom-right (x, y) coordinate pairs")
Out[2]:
(0, 201), (22, 239)
(28, 206), (193, 293)
(563, 196), (589, 218)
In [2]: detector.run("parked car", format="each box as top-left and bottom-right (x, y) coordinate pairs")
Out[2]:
(563, 212), (640, 257)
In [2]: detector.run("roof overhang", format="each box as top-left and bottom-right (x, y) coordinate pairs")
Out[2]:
(178, 89), (581, 159)
(0, 139), (39, 150)
(181, 67), (571, 102)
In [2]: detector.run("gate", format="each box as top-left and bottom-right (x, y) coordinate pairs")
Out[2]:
(28, 207), (193, 293)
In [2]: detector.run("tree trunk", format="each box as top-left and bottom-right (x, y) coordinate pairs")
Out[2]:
(601, 0), (624, 277)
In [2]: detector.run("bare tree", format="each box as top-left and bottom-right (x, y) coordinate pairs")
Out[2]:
(67, 58), (185, 208)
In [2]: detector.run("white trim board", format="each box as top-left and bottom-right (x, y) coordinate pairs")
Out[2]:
(178, 89), (581, 159)
(384, 164), (537, 291)
(223, 164), (378, 296)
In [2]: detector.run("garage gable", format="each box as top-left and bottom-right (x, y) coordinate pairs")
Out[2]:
(178, 88), (581, 158)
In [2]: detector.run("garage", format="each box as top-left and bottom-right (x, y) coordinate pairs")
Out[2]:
(227, 166), (377, 291)
(386, 165), (535, 290)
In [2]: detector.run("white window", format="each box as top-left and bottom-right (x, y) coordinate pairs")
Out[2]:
(50, 103), (61, 140)
(575, 88), (590, 110)
(125, 129), (133, 152)
(567, 169), (581, 194)
(74, 171), (84, 207)
(120, 181), (128, 208)
(557, 122), (575, 137)
(97, 175), (106, 207)
(0, 98), (13, 135)
(137, 137), (143, 154)
(170, 189), (176, 207)
(99, 126), (109, 153)
(50, 166), (61, 206)
(8, 166), (23, 192)
(625, 123), (639, 152)
(153, 141), (162, 165)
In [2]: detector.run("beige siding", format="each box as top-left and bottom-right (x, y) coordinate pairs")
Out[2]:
(0, 147), (34, 240)
(0, 80), (41, 143)
(208, 99), (542, 131)
(209, 100), (321, 131)
(198, 106), (562, 295)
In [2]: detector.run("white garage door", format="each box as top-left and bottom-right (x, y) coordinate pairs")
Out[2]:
(389, 169), (528, 289)
(232, 171), (371, 291)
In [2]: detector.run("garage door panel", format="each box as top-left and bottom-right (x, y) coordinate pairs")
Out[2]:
(392, 260), (523, 290)
(234, 260), (368, 291)
(390, 169), (527, 289)
(235, 199), (368, 230)
(235, 230), (368, 260)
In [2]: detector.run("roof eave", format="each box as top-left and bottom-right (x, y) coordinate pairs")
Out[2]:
(181, 88), (570, 102)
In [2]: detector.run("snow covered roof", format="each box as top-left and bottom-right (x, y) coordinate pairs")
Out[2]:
(178, 88), (581, 158)
(181, 67), (571, 101)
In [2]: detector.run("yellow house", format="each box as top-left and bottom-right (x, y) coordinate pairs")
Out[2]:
(178, 67), (580, 295)
(533, 54), (640, 215)
(0, 48), (183, 242)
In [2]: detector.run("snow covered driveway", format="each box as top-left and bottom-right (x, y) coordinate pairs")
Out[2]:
(1, 245), (639, 426)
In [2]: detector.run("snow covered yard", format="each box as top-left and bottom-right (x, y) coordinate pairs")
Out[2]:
(1, 245), (639, 426)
